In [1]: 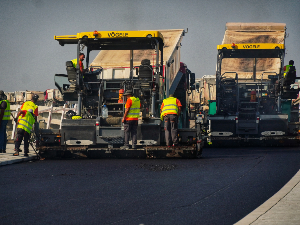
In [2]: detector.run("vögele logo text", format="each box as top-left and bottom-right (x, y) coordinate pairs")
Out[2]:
(108, 32), (129, 38)
(243, 44), (261, 49)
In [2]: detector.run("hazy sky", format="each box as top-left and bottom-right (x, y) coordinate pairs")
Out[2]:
(1, 0), (299, 92)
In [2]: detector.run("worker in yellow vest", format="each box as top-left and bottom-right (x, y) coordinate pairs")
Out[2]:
(121, 90), (140, 149)
(160, 94), (182, 147)
(0, 91), (10, 153)
(72, 53), (85, 74)
(13, 109), (36, 156)
(283, 60), (296, 78)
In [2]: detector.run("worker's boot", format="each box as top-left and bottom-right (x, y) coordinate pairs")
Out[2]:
(13, 149), (19, 156)
(120, 145), (129, 150)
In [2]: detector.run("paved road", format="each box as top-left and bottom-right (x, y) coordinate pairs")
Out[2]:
(1, 147), (300, 225)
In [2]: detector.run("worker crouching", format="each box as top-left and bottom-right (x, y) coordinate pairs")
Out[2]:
(121, 90), (140, 149)
(13, 109), (35, 157)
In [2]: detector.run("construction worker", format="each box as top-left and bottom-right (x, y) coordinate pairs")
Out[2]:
(121, 90), (140, 149)
(72, 53), (85, 74)
(283, 60), (296, 78)
(160, 94), (182, 147)
(13, 109), (35, 156)
(16, 94), (39, 123)
(0, 91), (10, 153)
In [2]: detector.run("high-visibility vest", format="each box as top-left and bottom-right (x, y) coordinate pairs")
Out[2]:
(72, 116), (82, 120)
(284, 65), (296, 77)
(21, 101), (38, 113)
(160, 97), (178, 120)
(19, 101), (38, 121)
(125, 97), (140, 119)
(71, 58), (84, 69)
(17, 111), (35, 134)
(0, 100), (10, 120)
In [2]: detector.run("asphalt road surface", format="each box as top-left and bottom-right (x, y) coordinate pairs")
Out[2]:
(1, 147), (300, 225)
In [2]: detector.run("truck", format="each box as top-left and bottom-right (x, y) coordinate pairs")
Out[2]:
(44, 89), (64, 106)
(188, 75), (216, 120)
(4, 90), (45, 106)
(37, 29), (205, 158)
(206, 23), (300, 146)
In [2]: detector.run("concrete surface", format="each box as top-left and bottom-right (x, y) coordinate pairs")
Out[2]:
(0, 143), (37, 166)
(235, 169), (300, 225)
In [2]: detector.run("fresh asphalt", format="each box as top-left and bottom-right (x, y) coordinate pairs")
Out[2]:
(1, 144), (300, 225)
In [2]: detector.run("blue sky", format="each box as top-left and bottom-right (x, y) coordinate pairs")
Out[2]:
(1, 0), (299, 92)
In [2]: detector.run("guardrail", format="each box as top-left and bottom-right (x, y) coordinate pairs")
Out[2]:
(9, 104), (77, 139)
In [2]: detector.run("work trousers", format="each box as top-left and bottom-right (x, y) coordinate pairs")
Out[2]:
(164, 114), (178, 146)
(15, 128), (30, 153)
(0, 120), (8, 152)
(124, 120), (138, 146)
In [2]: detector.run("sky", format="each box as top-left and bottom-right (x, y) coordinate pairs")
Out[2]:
(1, 0), (299, 92)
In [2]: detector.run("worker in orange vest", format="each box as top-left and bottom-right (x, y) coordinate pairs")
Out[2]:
(121, 90), (140, 149)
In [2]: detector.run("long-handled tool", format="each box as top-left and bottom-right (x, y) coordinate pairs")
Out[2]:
(29, 134), (45, 160)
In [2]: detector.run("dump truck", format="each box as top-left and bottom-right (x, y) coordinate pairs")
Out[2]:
(188, 75), (216, 120)
(206, 23), (300, 146)
(37, 29), (205, 158)
(44, 89), (64, 106)
(4, 92), (16, 104)
(4, 91), (45, 105)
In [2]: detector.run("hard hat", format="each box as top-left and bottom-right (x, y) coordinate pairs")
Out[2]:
(0, 90), (4, 95)
(28, 109), (33, 113)
(32, 94), (39, 100)
(123, 90), (133, 96)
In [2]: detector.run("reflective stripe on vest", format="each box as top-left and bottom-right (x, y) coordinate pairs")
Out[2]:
(161, 97), (178, 118)
(17, 112), (35, 134)
(0, 100), (10, 120)
(126, 97), (140, 119)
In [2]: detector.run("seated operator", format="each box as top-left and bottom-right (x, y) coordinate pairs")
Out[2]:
(284, 60), (296, 78)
